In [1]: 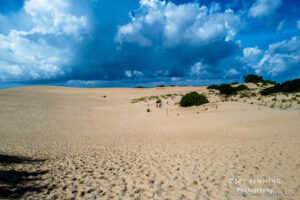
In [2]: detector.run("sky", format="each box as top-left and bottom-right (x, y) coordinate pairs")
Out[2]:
(0, 0), (300, 88)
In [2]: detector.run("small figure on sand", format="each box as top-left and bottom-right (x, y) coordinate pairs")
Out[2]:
(156, 99), (162, 108)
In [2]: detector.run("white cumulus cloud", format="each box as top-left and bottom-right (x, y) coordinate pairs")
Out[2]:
(115, 0), (240, 47)
(24, 0), (88, 36)
(124, 70), (143, 78)
(249, 0), (281, 18)
(242, 47), (262, 62)
(189, 61), (209, 77)
(257, 36), (300, 77)
(0, 0), (88, 82)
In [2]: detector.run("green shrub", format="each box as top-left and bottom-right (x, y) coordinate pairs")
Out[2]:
(207, 85), (219, 90)
(263, 80), (277, 85)
(261, 79), (300, 95)
(136, 86), (146, 88)
(281, 79), (300, 93)
(218, 84), (237, 95)
(231, 82), (239, 84)
(156, 85), (165, 87)
(235, 84), (248, 91)
(147, 108), (151, 112)
(244, 74), (263, 83)
(179, 92), (209, 107)
(208, 84), (248, 96)
(261, 84), (282, 95)
(156, 99), (162, 104)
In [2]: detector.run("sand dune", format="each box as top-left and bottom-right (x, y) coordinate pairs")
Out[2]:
(0, 86), (299, 199)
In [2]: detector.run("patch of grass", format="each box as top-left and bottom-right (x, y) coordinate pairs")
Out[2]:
(149, 96), (159, 100)
(240, 93), (250, 98)
(281, 99), (287, 103)
(131, 97), (147, 104)
(103, 95), (106, 98)
(146, 108), (151, 112)
(291, 96), (297, 101)
(179, 92), (209, 107)
(156, 99), (162, 104)
(272, 98), (277, 101)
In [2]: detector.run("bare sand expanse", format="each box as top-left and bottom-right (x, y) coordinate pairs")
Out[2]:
(0, 86), (299, 199)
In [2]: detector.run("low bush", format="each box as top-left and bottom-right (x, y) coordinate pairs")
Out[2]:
(281, 79), (300, 92)
(235, 84), (248, 91)
(208, 84), (248, 95)
(218, 84), (237, 95)
(147, 108), (151, 112)
(261, 79), (300, 95)
(179, 92), (209, 107)
(263, 80), (277, 85)
(244, 74), (263, 83)
(207, 85), (219, 90)
(243, 74), (277, 85)
(156, 99), (162, 104)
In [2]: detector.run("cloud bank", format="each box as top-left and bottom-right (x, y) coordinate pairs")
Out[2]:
(0, 0), (299, 88)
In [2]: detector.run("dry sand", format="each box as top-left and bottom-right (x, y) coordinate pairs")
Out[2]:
(0, 86), (299, 199)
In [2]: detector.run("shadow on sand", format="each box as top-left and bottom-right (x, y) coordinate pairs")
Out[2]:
(0, 153), (49, 199)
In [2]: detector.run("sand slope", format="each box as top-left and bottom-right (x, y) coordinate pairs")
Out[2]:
(0, 86), (299, 199)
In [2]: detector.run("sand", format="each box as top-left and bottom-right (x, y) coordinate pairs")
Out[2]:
(0, 86), (299, 199)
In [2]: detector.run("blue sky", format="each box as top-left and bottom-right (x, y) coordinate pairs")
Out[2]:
(0, 0), (300, 88)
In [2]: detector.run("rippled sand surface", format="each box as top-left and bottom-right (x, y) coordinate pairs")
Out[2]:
(0, 86), (299, 199)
